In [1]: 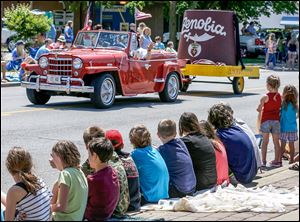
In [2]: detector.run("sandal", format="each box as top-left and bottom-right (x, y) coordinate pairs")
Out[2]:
(282, 153), (290, 160)
(289, 163), (299, 171)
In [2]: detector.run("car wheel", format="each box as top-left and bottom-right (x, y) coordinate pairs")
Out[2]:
(7, 38), (16, 52)
(159, 72), (179, 102)
(26, 76), (51, 105)
(232, 77), (244, 94)
(91, 74), (116, 109)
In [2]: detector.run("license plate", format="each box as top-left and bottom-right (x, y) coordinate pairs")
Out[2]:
(47, 75), (61, 84)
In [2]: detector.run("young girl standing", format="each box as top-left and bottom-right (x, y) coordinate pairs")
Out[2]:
(257, 75), (282, 167)
(4, 147), (52, 221)
(50, 140), (88, 221)
(280, 85), (299, 164)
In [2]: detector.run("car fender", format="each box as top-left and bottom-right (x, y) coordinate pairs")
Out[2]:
(154, 62), (182, 92)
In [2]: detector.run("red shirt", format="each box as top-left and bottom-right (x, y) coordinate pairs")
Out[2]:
(261, 92), (282, 123)
(84, 166), (120, 221)
(213, 140), (230, 185)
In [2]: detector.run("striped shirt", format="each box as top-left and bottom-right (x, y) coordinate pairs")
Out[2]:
(15, 180), (52, 221)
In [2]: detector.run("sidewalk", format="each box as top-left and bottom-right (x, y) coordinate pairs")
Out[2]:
(129, 165), (299, 221)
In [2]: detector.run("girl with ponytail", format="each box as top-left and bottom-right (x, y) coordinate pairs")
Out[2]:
(3, 147), (52, 221)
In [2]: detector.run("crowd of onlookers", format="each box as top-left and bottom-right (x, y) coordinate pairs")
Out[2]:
(1, 19), (178, 83)
(1, 76), (298, 220)
(241, 21), (299, 70)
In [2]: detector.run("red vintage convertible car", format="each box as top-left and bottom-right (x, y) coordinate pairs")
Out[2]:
(22, 30), (185, 108)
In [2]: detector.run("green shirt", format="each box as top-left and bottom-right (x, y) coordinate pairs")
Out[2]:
(53, 167), (88, 221)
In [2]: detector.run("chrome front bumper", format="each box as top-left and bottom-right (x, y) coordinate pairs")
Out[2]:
(21, 75), (94, 94)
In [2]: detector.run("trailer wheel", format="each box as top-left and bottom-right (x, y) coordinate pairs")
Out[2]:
(232, 77), (244, 94)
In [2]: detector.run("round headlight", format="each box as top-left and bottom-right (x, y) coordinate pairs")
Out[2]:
(39, 57), (48, 68)
(73, 58), (83, 69)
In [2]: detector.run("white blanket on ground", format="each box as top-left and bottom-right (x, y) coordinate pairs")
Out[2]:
(141, 184), (299, 213)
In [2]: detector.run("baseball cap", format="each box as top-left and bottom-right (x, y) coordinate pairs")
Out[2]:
(15, 40), (25, 46)
(105, 130), (124, 150)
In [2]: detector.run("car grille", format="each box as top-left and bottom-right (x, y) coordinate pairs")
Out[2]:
(49, 58), (72, 76)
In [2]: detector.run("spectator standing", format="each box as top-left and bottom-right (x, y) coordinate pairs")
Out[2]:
(266, 33), (277, 69)
(154, 36), (165, 50)
(84, 138), (120, 221)
(280, 85), (299, 164)
(287, 34), (299, 71)
(3, 147), (52, 221)
(257, 75), (282, 167)
(106, 129), (141, 212)
(157, 119), (196, 198)
(50, 140), (88, 221)
(241, 21), (248, 35)
(47, 22), (57, 42)
(246, 21), (257, 35)
(130, 125), (169, 205)
(93, 24), (103, 30)
(208, 103), (258, 184)
(140, 27), (153, 50)
(64, 20), (74, 48)
(179, 112), (217, 191)
(1, 40), (26, 82)
(199, 120), (230, 186)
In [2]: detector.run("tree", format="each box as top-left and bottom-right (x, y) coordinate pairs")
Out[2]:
(3, 3), (51, 41)
(169, 1), (177, 46)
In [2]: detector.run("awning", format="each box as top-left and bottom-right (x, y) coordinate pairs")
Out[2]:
(280, 16), (299, 26)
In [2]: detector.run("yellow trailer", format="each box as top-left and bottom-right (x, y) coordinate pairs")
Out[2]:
(180, 64), (260, 94)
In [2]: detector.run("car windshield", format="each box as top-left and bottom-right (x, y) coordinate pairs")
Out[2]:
(73, 32), (99, 48)
(96, 32), (129, 49)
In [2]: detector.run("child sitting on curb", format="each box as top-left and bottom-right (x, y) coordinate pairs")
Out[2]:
(157, 119), (196, 198)
(106, 129), (141, 211)
(130, 124), (169, 205)
(84, 138), (120, 221)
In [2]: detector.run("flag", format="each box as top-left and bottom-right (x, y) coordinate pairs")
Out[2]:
(135, 7), (152, 21)
(83, 2), (92, 29)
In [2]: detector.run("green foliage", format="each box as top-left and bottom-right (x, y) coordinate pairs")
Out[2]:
(3, 3), (51, 41)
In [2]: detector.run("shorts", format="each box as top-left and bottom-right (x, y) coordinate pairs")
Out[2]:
(5, 62), (20, 71)
(260, 120), (280, 134)
(280, 132), (298, 142)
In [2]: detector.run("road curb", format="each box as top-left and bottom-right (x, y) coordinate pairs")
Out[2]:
(1, 82), (21, 87)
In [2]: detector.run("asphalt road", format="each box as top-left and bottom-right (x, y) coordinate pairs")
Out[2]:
(1, 69), (299, 192)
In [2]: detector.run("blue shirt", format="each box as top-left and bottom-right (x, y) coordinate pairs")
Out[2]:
(158, 138), (196, 194)
(217, 124), (257, 184)
(141, 35), (152, 49)
(34, 45), (50, 60)
(280, 103), (298, 132)
(6, 48), (24, 70)
(64, 26), (74, 43)
(154, 42), (165, 50)
(131, 146), (169, 202)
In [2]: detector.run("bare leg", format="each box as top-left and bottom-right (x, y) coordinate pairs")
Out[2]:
(261, 133), (270, 164)
(272, 133), (281, 163)
(1, 62), (7, 80)
(1, 190), (6, 206)
(294, 153), (299, 162)
(288, 142), (295, 164)
(280, 140), (287, 163)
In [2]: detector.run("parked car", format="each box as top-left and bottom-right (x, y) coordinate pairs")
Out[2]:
(21, 30), (183, 109)
(1, 19), (17, 52)
(239, 34), (265, 58)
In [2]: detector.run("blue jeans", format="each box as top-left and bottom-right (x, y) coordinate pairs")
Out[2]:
(267, 53), (276, 67)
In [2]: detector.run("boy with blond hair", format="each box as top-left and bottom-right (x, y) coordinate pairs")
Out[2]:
(157, 119), (196, 198)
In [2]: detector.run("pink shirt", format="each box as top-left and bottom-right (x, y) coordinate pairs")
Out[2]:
(213, 140), (230, 185)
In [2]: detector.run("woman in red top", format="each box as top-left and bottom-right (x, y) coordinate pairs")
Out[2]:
(257, 75), (282, 167)
(199, 120), (230, 186)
